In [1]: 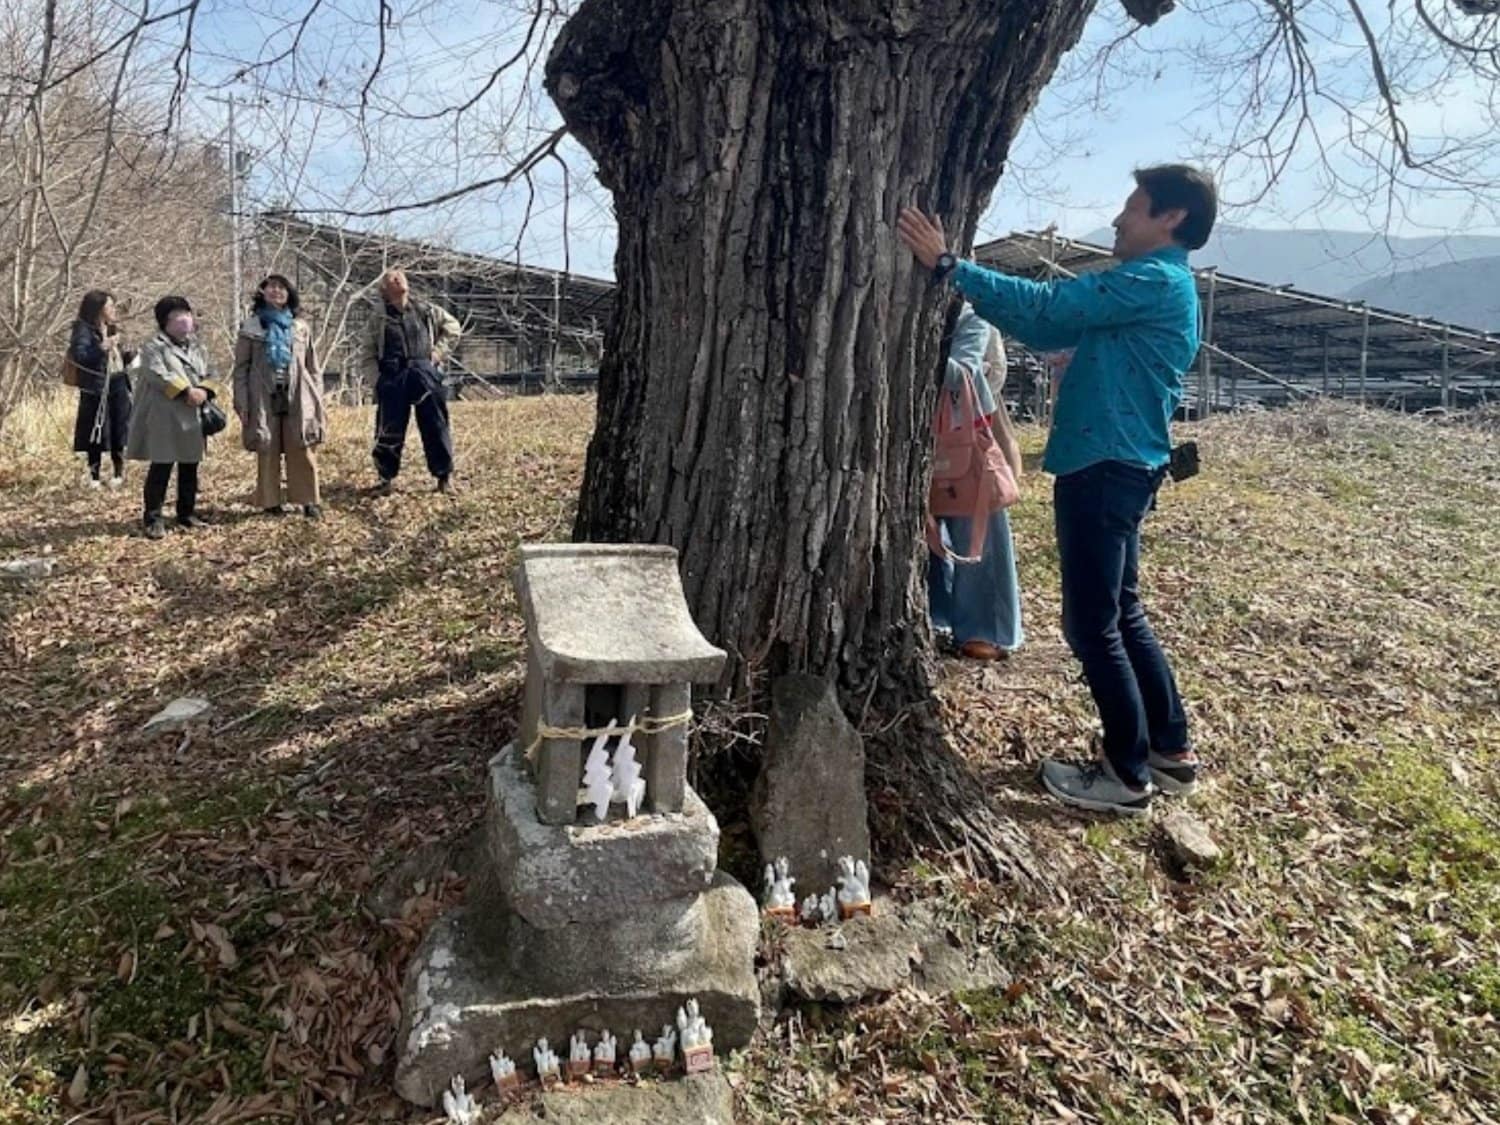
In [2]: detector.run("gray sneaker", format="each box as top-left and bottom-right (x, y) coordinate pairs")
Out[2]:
(1147, 750), (1200, 797)
(1039, 758), (1154, 817)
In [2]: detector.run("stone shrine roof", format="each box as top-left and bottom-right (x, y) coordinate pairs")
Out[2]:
(514, 544), (726, 684)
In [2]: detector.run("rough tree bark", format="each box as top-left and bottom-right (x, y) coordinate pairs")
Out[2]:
(548, 0), (1094, 707)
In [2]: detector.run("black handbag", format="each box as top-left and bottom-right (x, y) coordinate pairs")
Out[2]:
(200, 400), (228, 438)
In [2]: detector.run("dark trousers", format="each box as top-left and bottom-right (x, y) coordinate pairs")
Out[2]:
(87, 449), (126, 480)
(373, 364), (453, 481)
(143, 462), (199, 523)
(1054, 461), (1189, 788)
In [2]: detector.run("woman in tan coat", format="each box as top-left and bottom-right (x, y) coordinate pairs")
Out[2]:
(233, 274), (327, 518)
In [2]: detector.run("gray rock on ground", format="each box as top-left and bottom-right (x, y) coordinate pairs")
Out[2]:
(750, 674), (870, 893)
(780, 910), (918, 1002)
(142, 697), (213, 734)
(778, 898), (1010, 1004)
(1160, 809), (1222, 870)
(0, 557), (54, 580)
(493, 1072), (734, 1124)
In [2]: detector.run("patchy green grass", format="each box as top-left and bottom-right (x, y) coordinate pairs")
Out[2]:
(743, 403), (1499, 1123)
(2, 396), (1497, 1122)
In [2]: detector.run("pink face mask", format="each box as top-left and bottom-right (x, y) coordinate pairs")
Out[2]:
(166, 312), (195, 338)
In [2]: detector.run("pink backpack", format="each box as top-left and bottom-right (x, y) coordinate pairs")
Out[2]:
(926, 370), (1020, 563)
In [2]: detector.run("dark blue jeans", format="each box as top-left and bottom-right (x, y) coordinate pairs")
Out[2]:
(1054, 461), (1189, 788)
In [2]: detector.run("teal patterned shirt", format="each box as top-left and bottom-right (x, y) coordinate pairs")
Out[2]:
(952, 245), (1199, 476)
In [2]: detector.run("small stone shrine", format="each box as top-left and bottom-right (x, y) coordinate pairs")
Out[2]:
(394, 544), (760, 1107)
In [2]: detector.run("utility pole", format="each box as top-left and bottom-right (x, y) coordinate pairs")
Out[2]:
(547, 271), (561, 393)
(1440, 324), (1450, 411)
(1357, 302), (1370, 406)
(207, 94), (242, 320)
(1198, 269), (1217, 419)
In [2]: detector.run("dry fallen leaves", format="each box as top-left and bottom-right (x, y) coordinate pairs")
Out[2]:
(2, 399), (1496, 1124)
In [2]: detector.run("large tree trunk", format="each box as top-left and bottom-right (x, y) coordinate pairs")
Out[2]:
(547, 1), (1093, 702)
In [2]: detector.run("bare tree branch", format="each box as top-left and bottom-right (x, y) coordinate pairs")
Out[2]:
(262, 124), (567, 219)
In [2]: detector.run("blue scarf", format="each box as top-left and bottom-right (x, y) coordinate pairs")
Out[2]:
(258, 307), (294, 372)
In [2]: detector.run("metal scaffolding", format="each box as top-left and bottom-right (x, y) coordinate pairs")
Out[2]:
(257, 217), (613, 398)
(976, 231), (1500, 414)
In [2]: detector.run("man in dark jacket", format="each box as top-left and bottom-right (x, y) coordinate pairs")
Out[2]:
(358, 269), (463, 494)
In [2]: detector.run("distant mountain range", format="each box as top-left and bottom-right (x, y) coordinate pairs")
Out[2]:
(1344, 257), (1500, 332)
(1080, 225), (1500, 330)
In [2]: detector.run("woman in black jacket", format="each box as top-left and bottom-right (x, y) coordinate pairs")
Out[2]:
(70, 289), (133, 488)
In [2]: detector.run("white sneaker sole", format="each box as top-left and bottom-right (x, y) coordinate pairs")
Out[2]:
(1041, 773), (1153, 817)
(1147, 767), (1199, 797)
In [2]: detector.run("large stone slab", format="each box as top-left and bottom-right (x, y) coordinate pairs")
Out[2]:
(780, 911), (919, 1003)
(750, 674), (870, 893)
(779, 900), (1011, 1004)
(514, 544), (726, 684)
(486, 744), (719, 929)
(494, 1072), (734, 1124)
(496, 892), (712, 995)
(395, 873), (760, 1107)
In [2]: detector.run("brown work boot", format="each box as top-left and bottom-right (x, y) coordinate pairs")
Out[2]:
(959, 639), (1008, 661)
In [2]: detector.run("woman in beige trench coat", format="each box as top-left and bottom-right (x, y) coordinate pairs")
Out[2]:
(233, 274), (327, 518)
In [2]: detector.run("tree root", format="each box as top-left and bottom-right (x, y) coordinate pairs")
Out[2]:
(865, 702), (1054, 896)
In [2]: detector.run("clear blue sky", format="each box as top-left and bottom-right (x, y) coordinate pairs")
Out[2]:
(184, 1), (1499, 280)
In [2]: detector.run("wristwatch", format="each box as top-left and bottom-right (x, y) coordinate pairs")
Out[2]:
(932, 252), (959, 283)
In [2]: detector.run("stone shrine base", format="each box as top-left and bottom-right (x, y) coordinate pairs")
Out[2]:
(394, 746), (760, 1108)
(493, 1071), (734, 1124)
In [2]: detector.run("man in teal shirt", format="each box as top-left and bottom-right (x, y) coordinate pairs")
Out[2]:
(898, 165), (1216, 815)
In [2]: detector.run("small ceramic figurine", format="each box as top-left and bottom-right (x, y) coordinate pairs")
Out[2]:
(652, 1024), (677, 1073)
(489, 1049), (521, 1095)
(628, 1029), (653, 1074)
(611, 720), (647, 817)
(799, 891), (823, 924)
(441, 1075), (479, 1124)
(677, 998), (715, 1073)
(568, 1029), (593, 1078)
(593, 1029), (618, 1075)
(835, 856), (872, 919)
(763, 856), (797, 921)
(816, 888), (840, 924)
(582, 727), (616, 822)
(533, 1038), (561, 1086)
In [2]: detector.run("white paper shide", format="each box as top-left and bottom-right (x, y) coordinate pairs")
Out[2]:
(577, 717), (649, 821)
(611, 724), (646, 818)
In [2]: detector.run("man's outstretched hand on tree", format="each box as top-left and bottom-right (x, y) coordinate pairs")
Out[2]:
(897, 208), (948, 271)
